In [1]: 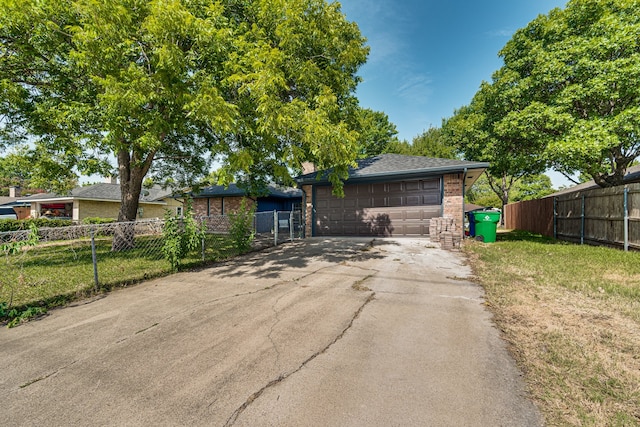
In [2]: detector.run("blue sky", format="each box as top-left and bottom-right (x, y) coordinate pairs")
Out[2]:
(338, 0), (570, 186)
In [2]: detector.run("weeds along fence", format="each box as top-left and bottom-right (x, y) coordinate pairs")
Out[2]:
(505, 183), (640, 251)
(0, 211), (303, 310)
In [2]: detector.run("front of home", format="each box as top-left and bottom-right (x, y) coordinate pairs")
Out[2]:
(295, 154), (488, 238)
(191, 183), (302, 216)
(18, 183), (181, 222)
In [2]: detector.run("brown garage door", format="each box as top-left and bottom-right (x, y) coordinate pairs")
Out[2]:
(314, 179), (441, 236)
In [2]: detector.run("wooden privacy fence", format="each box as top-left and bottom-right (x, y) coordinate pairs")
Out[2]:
(505, 182), (640, 250)
(504, 197), (554, 237)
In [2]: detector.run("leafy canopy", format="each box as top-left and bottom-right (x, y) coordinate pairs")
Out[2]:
(385, 127), (458, 159)
(497, 0), (640, 187)
(0, 0), (369, 221)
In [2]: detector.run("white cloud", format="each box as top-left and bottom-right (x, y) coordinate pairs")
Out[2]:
(394, 73), (433, 104)
(486, 28), (514, 37)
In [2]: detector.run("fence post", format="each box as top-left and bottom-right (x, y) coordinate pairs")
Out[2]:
(289, 210), (294, 241)
(273, 210), (278, 246)
(624, 186), (629, 252)
(90, 230), (99, 290)
(553, 197), (558, 239)
(581, 194), (585, 245)
(201, 218), (206, 261)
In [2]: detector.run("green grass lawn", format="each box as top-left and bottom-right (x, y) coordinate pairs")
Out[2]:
(466, 230), (640, 426)
(0, 234), (238, 313)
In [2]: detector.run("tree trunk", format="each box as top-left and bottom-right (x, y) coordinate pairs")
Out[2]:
(111, 148), (155, 251)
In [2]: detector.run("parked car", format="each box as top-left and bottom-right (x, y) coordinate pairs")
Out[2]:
(0, 207), (18, 220)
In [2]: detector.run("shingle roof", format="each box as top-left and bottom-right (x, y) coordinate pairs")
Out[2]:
(18, 183), (173, 203)
(193, 183), (302, 199)
(295, 154), (489, 184)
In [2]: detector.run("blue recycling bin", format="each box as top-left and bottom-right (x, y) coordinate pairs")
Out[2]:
(466, 211), (477, 237)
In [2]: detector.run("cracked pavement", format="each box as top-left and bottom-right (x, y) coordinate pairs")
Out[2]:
(0, 238), (542, 426)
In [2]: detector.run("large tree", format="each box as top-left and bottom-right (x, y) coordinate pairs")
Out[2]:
(497, 0), (640, 187)
(353, 108), (398, 157)
(386, 126), (458, 159)
(444, 71), (548, 212)
(0, 0), (368, 248)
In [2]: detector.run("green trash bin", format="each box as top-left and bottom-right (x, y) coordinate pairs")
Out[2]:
(472, 210), (501, 243)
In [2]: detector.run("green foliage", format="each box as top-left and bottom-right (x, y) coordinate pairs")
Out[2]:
(0, 146), (36, 193)
(354, 109), (399, 157)
(228, 199), (255, 254)
(511, 174), (555, 202)
(467, 173), (556, 207)
(386, 127), (459, 159)
(162, 200), (204, 271)
(81, 217), (117, 225)
(0, 0), (369, 221)
(4, 305), (47, 328)
(0, 218), (73, 232)
(495, 0), (640, 187)
(0, 223), (40, 326)
(465, 174), (502, 208)
(1, 223), (39, 256)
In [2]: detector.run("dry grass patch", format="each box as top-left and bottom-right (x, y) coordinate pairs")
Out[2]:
(466, 231), (640, 426)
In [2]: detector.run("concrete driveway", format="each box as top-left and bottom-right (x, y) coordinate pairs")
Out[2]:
(0, 238), (542, 426)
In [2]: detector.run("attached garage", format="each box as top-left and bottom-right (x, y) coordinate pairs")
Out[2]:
(296, 154), (488, 238)
(314, 179), (441, 236)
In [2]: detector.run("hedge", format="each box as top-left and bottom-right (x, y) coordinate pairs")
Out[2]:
(0, 218), (74, 232)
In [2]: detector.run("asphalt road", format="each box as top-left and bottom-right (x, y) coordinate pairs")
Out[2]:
(0, 238), (542, 426)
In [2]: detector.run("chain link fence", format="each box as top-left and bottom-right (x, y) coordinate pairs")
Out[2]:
(0, 211), (303, 312)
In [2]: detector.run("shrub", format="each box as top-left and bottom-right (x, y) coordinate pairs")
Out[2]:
(162, 199), (204, 271)
(229, 199), (255, 253)
(81, 217), (117, 224)
(0, 218), (73, 232)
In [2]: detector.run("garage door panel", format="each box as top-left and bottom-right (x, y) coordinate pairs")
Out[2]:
(424, 194), (440, 204)
(406, 195), (422, 206)
(388, 182), (403, 192)
(405, 210), (423, 220)
(315, 178), (442, 236)
(372, 197), (387, 208)
(388, 196), (403, 206)
(358, 198), (372, 208)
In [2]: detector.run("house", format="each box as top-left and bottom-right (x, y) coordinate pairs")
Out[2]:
(18, 183), (181, 222)
(0, 187), (31, 219)
(295, 154), (488, 237)
(190, 183), (303, 216)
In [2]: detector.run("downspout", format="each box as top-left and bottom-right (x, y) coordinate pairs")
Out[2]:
(462, 168), (467, 239)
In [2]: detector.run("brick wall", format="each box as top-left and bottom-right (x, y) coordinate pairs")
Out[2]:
(442, 173), (464, 237)
(77, 200), (121, 220)
(302, 185), (313, 237)
(192, 198), (223, 216)
(224, 196), (255, 214)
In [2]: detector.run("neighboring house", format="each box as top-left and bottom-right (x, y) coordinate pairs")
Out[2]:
(295, 154), (488, 237)
(0, 187), (31, 219)
(549, 164), (640, 197)
(190, 183), (303, 216)
(17, 183), (181, 222)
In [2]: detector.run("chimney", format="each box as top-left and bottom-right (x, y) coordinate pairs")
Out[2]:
(301, 162), (316, 175)
(9, 186), (21, 198)
(105, 176), (118, 184)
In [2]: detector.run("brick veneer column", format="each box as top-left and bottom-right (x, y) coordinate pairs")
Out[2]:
(302, 185), (313, 237)
(442, 173), (464, 237)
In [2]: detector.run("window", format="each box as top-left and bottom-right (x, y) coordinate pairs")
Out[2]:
(176, 206), (183, 217)
(137, 207), (144, 218)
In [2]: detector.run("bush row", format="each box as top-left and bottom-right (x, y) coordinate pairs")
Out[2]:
(0, 218), (74, 232)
